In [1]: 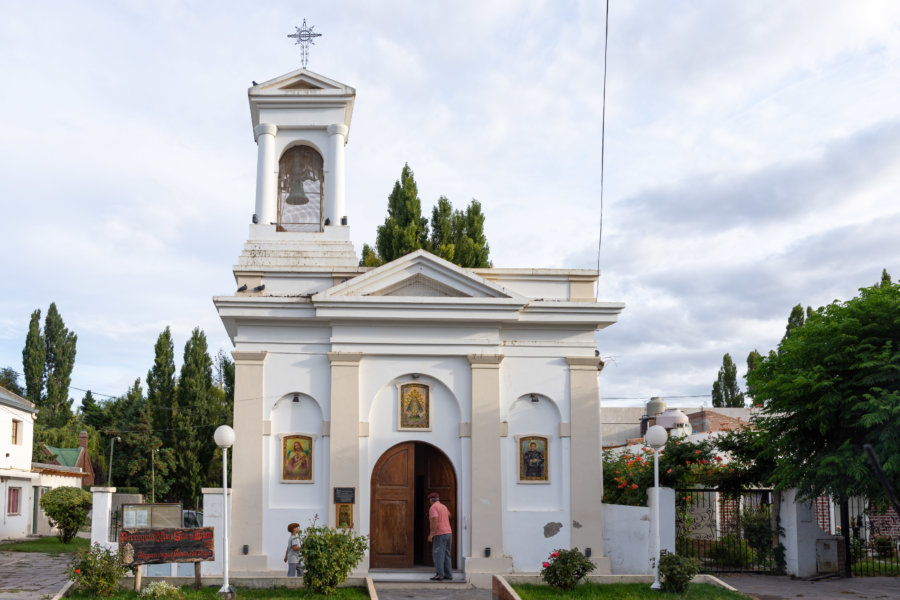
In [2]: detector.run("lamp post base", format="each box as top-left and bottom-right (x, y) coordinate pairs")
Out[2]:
(217, 584), (236, 599)
(650, 580), (662, 590)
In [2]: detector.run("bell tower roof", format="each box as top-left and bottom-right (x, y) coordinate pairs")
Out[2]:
(248, 68), (355, 138)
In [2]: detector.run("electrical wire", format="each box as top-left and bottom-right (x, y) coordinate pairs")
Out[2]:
(595, 0), (610, 298)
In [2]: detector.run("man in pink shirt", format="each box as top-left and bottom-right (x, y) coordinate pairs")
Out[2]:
(427, 492), (452, 580)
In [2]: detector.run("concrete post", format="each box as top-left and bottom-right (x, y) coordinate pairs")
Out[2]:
(254, 123), (278, 225)
(200, 487), (231, 576)
(780, 488), (830, 578)
(90, 487), (116, 550)
(326, 124), (348, 226)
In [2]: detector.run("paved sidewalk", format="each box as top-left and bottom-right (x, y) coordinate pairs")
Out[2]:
(375, 588), (490, 600)
(721, 574), (900, 600)
(0, 551), (71, 600)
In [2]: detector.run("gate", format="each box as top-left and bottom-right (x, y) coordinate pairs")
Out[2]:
(676, 489), (778, 573)
(816, 496), (900, 576)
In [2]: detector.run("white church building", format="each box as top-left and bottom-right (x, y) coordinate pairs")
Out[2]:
(214, 67), (625, 584)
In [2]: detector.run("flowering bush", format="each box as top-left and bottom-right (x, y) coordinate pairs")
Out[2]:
(540, 548), (595, 590)
(140, 580), (182, 599)
(67, 543), (131, 597)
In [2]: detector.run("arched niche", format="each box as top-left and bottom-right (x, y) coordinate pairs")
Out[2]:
(277, 144), (324, 232)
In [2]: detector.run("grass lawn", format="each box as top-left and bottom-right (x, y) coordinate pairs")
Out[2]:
(851, 560), (900, 576)
(69, 586), (371, 600)
(0, 536), (90, 554)
(514, 583), (749, 600)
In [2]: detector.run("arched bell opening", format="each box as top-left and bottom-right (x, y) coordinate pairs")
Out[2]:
(277, 144), (324, 231)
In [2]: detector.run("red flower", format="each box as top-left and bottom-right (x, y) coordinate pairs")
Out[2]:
(551, 552), (559, 558)
(631, 484), (639, 489)
(543, 562), (550, 568)
(666, 468), (672, 474)
(76, 569), (80, 574)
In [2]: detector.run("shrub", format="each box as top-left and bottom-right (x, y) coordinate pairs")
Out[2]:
(140, 581), (182, 599)
(40, 486), (92, 544)
(849, 537), (867, 564)
(874, 536), (895, 559)
(708, 534), (757, 567)
(658, 550), (700, 593)
(540, 548), (596, 591)
(742, 505), (773, 562)
(67, 543), (131, 597)
(300, 517), (368, 595)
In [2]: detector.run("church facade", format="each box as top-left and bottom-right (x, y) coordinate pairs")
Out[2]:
(214, 68), (624, 585)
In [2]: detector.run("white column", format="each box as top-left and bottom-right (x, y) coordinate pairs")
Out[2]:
(90, 487), (116, 550)
(254, 123), (278, 225)
(327, 123), (349, 226)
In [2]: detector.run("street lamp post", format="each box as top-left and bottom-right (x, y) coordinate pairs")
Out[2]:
(645, 424), (669, 590)
(107, 436), (122, 486)
(214, 425), (235, 598)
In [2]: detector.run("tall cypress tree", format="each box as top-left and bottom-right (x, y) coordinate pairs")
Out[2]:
(711, 353), (744, 408)
(42, 303), (77, 427)
(375, 163), (429, 262)
(0, 367), (24, 396)
(429, 196), (456, 262)
(22, 309), (45, 404)
(147, 327), (177, 449)
(452, 199), (490, 268)
(171, 328), (215, 507)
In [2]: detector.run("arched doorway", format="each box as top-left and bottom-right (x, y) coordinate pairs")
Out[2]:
(370, 442), (457, 569)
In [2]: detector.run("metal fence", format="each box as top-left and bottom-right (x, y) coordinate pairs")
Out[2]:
(815, 496), (900, 576)
(676, 488), (778, 574)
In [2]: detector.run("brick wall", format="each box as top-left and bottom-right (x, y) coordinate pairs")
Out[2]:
(814, 497), (832, 533)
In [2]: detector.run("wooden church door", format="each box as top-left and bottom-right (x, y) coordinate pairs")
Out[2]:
(370, 442), (457, 569)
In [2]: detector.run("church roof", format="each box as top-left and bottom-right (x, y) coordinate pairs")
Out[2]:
(248, 68), (355, 135)
(43, 446), (82, 468)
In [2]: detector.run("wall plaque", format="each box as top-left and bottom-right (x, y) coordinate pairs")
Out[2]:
(333, 487), (355, 504)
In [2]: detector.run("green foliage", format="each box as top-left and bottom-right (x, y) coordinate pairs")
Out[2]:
(22, 309), (45, 403)
(741, 505), (774, 563)
(874, 536), (895, 558)
(140, 580), (183, 599)
(43, 302), (77, 427)
(67, 543), (131, 597)
(712, 353), (744, 408)
(713, 427), (775, 495)
(3, 535), (90, 553)
(708, 535), (757, 568)
(749, 272), (900, 502)
(514, 582), (746, 600)
(40, 486), (92, 544)
(362, 164), (490, 268)
(375, 163), (429, 263)
(540, 548), (596, 591)
(745, 350), (763, 403)
(147, 327), (177, 448)
(658, 550), (700, 593)
(0, 366), (24, 395)
(300, 519), (368, 595)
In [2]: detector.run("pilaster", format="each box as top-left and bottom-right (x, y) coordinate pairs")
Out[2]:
(328, 352), (363, 530)
(254, 123), (277, 226)
(230, 350), (268, 571)
(566, 356), (610, 571)
(466, 354), (512, 578)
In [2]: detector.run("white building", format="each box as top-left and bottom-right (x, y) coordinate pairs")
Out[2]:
(213, 68), (625, 585)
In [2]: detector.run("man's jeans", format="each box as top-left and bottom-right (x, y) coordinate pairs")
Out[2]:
(432, 533), (452, 579)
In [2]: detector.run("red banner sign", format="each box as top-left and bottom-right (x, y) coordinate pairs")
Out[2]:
(119, 528), (215, 565)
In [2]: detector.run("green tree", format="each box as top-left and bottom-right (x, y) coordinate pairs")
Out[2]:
(79, 390), (109, 431)
(375, 163), (429, 263)
(749, 272), (900, 502)
(428, 196), (456, 262)
(146, 327), (176, 448)
(170, 328), (216, 507)
(745, 350), (763, 404)
(0, 367), (23, 396)
(42, 303), (77, 427)
(450, 199), (490, 268)
(39, 486), (92, 544)
(711, 353), (744, 408)
(22, 309), (45, 403)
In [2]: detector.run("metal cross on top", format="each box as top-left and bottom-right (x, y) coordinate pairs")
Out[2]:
(287, 19), (322, 69)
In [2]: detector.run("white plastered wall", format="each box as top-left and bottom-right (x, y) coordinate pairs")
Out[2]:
(501, 356), (571, 571)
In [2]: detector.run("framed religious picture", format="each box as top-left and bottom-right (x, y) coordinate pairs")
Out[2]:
(517, 435), (550, 483)
(398, 382), (431, 431)
(281, 433), (315, 483)
(336, 503), (353, 529)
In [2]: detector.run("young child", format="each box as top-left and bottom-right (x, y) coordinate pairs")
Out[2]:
(283, 522), (302, 576)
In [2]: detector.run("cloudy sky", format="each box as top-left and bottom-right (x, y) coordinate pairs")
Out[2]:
(1, 1), (898, 408)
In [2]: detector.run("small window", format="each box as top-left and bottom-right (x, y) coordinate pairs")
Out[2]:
(7, 487), (21, 515)
(11, 419), (21, 445)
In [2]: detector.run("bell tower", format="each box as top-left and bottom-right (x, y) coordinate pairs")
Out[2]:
(249, 69), (355, 231)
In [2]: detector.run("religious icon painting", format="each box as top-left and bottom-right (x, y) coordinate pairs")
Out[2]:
(281, 433), (314, 483)
(398, 382), (431, 431)
(336, 503), (353, 529)
(517, 435), (550, 483)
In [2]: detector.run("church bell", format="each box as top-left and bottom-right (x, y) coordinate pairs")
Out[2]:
(285, 177), (309, 205)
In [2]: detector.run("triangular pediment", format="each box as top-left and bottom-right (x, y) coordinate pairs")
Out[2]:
(251, 68), (354, 94)
(314, 250), (525, 302)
